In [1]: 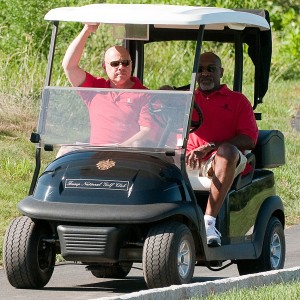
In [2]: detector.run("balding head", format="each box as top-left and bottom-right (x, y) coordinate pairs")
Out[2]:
(102, 46), (133, 88)
(197, 52), (224, 93)
(199, 52), (222, 67)
(104, 46), (131, 64)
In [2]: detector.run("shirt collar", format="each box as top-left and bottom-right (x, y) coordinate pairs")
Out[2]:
(196, 84), (230, 97)
(105, 77), (147, 89)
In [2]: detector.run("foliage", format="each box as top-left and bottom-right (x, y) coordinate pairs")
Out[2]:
(0, 0), (300, 93)
(268, 5), (300, 80)
(0, 0), (103, 56)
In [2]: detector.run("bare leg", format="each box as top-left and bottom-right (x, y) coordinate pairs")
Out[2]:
(205, 143), (240, 217)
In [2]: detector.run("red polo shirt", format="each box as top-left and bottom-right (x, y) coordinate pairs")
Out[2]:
(80, 72), (153, 145)
(187, 85), (258, 156)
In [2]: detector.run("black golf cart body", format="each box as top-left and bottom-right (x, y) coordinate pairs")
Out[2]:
(3, 4), (286, 289)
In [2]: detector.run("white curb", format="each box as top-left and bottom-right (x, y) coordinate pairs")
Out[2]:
(91, 267), (300, 300)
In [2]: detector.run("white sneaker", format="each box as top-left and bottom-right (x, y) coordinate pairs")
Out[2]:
(206, 224), (222, 247)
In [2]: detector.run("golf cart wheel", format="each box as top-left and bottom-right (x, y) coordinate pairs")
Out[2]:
(3, 216), (55, 289)
(237, 216), (285, 275)
(143, 221), (195, 289)
(90, 262), (133, 278)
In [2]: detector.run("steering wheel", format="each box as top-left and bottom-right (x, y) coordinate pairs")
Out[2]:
(190, 101), (203, 132)
(149, 98), (203, 133)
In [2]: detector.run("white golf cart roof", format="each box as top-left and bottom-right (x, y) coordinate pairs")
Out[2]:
(45, 4), (270, 31)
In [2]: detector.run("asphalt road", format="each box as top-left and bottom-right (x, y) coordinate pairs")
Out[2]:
(1, 225), (299, 300)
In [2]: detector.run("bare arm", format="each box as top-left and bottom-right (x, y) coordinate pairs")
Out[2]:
(223, 134), (256, 151)
(120, 126), (152, 147)
(62, 24), (99, 87)
(186, 134), (255, 169)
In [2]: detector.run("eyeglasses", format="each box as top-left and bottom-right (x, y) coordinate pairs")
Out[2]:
(198, 65), (220, 73)
(106, 60), (131, 67)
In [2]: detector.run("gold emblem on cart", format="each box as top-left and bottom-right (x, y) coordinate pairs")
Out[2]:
(96, 159), (116, 170)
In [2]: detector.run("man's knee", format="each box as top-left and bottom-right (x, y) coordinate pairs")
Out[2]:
(215, 143), (239, 163)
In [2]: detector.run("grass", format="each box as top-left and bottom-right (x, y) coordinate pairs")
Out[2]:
(1, 6), (300, 300)
(261, 82), (300, 224)
(0, 79), (299, 266)
(191, 280), (300, 299)
(0, 34), (300, 269)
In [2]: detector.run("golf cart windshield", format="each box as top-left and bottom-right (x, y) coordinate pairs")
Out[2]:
(37, 87), (194, 151)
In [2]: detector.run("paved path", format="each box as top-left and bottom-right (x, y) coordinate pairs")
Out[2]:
(0, 225), (299, 300)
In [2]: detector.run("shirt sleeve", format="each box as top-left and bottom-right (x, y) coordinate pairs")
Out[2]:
(236, 95), (258, 144)
(80, 72), (96, 87)
(80, 72), (107, 88)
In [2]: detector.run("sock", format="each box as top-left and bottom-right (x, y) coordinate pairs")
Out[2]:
(204, 215), (216, 228)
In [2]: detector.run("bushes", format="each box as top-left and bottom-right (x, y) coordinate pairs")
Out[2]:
(0, 0), (300, 97)
(0, 0), (102, 56)
(268, 5), (300, 80)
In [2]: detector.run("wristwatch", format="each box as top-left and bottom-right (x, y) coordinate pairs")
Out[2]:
(208, 142), (216, 150)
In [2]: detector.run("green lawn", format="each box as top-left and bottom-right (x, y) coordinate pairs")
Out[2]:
(0, 80), (299, 266)
(192, 280), (300, 300)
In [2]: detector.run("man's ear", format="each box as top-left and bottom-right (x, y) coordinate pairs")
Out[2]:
(102, 61), (106, 71)
(220, 67), (224, 78)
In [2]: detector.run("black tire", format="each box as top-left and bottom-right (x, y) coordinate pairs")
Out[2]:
(3, 216), (55, 289)
(237, 216), (285, 275)
(143, 222), (195, 289)
(90, 262), (133, 278)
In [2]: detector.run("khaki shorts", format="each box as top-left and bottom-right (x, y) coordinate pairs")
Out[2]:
(200, 150), (247, 179)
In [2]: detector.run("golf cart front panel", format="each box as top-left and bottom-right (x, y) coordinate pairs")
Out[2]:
(21, 87), (201, 226)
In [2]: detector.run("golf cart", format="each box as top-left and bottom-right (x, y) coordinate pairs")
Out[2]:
(3, 4), (286, 289)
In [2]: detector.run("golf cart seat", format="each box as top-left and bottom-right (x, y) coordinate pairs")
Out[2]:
(253, 130), (285, 168)
(188, 129), (285, 191)
(187, 169), (212, 191)
(187, 152), (256, 191)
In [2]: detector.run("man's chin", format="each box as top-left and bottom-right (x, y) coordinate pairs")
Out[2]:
(115, 75), (128, 82)
(113, 77), (127, 84)
(199, 83), (214, 91)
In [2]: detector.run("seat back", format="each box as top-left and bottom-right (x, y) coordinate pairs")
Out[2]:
(187, 129), (285, 191)
(253, 130), (285, 168)
(188, 152), (255, 191)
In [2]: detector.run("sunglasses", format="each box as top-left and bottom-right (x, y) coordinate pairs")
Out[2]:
(106, 59), (131, 67)
(198, 65), (220, 73)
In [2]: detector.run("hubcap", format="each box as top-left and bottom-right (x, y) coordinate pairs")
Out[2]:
(270, 232), (282, 269)
(177, 239), (191, 278)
